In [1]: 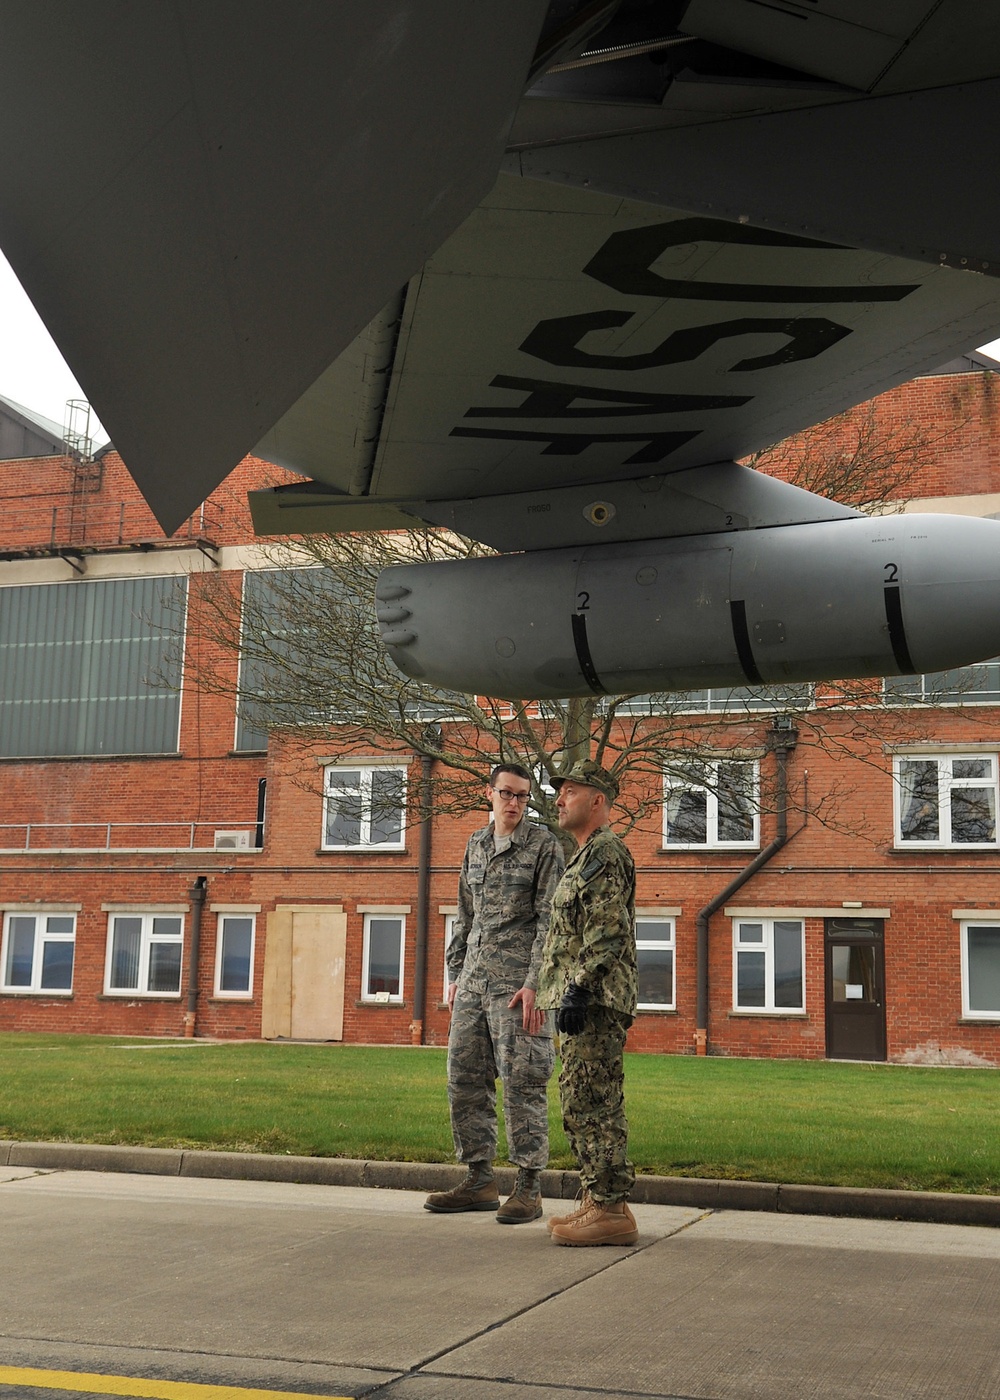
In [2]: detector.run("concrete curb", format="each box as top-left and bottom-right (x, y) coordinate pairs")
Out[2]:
(2, 1139), (998, 1227)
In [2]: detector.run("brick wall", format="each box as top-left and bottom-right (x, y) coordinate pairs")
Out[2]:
(2, 371), (1000, 1063)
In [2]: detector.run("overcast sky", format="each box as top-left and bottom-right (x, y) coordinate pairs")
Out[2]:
(2, 248), (1000, 447)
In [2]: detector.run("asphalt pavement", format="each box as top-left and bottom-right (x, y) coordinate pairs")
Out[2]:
(2, 1147), (999, 1400)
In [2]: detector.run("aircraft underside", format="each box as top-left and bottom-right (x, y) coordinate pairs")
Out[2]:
(2, 2), (1000, 697)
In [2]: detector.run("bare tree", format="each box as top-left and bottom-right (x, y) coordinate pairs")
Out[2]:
(746, 398), (954, 512)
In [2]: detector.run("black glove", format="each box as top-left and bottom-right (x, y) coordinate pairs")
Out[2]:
(555, 981), (588, 1036)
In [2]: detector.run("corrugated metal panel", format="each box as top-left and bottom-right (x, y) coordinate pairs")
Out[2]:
(0, 575), (185, 757)
(235, 568), (341, 752)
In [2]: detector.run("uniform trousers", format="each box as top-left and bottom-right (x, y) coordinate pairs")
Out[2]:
(558, 1003), (635, 1203)
(447, 983), (554, 1170)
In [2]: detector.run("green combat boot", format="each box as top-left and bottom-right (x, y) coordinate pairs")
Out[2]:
(424, 1161), (499, 1213)
(496, 1167), (543, 1224)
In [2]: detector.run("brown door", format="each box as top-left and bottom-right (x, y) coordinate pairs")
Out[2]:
(825, 918), (886, 1061)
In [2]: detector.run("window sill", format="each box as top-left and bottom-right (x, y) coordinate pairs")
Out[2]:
(0, 990), (73, 998)
(635, 1006), (678, 1016)
(355, 999), (407, 1009)
(316, 848), (409, 857)
(888, 845), (1000, 855)
(728, 1010), (808, 1019)
(958, 1016), (1000, 1025)
(208, 995), (254, 1003)
(97, 993), (182, 1002)
(659, 846), (760, 855)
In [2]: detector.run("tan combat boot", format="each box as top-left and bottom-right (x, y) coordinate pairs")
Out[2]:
(545, 1189), (592, 1234)
(496, 1167), (543, 1224)
(424, 1161), (499, 1213)
(550, 1198), (639, 1246)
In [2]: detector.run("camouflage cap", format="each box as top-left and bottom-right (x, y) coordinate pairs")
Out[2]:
(551, 759), (620, 803)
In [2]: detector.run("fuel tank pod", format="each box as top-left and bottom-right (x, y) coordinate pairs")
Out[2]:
(375, 513), (1000, 699)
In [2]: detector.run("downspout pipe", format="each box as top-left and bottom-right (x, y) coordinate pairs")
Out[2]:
(694, 723), (797, 1056)
(410, 748), (435, 1045)
(184, 875), (208, 1038)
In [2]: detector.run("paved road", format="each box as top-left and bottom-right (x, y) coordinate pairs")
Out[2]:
(2, 1164), (999, 1400)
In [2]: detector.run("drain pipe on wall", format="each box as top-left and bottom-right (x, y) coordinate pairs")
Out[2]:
(184, 875), (208, 1038)
(694, 719), (798, 1056)
(410, 740), (438, 1045)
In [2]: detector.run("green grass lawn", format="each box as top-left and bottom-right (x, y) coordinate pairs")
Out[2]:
(1, 1034), (997, 1194)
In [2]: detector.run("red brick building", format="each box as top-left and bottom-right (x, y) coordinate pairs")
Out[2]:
(2, 361), (1000, 1065)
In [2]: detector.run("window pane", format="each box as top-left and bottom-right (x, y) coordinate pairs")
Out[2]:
(831, 945), (876, 1002)
(326, 770), (364, 844)
(898, 759), (939, 841)
(5, 916), (36, 986)
(737, 950), (766, 1007)
(665, 787), (707, 843)
(151, 916), (182, 940)
(637, 947), (673, 1006)
(40, 939), (74, 990)
(953, 759), (990, 779)
(717, 761), (754, 842)
(967, 926), (1000, 1013)
(773, 921), (804, 1008)
(46, 916), (74, 934)
(326, 791), (362, 846)
(220, 918), (253, 993)
(883, 673), (923, 705)
(367, 918), (401, 996)
(110, 917), (142, 989)
(738, 922), (764, 944)
(635, 920), (671, 942)
(370, 769), (404, 845)
(148, 941), (182, 993)
(950, 786), (996, 843)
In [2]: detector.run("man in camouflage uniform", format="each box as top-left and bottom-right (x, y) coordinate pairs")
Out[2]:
(424, 762), (564, 1224)
(537, 759), (639, 1246)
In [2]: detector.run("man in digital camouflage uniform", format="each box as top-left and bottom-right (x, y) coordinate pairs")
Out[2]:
(424, 762), (564, 1224)
(537, 758), (639, 1246)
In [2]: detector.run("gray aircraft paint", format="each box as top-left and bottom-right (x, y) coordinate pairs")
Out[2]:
(376, 512), (1000, 700)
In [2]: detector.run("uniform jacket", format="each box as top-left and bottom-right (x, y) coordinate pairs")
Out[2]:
(536, 825), (637, 1016)
(447, 817), (564, 996)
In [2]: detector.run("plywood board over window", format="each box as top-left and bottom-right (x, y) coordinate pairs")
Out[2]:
(262, 904), (346, 1041)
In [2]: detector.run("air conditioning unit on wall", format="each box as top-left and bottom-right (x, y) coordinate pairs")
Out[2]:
(214, 830), (254, 851)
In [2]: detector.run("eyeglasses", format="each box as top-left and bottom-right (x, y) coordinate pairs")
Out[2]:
(493, 788), (531, 803)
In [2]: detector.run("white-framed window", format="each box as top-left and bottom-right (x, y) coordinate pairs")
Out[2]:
(884, 659), (1000, 707)
(618, 685), (812, 715)
(1, 912), (76, 994)
(214, 914), (256, 998)
(443, 913), (457, 1001)
(733, 917), (805, 1013)
(362, 914), (405, 1003)
(894, 754), (999, 847)
(960, 920), (1000, 1018)
(635, 917), (675, 1011)
(664, 758), (758, 848)
(105, 913), (184, 996)
(322, 764), (406, 850)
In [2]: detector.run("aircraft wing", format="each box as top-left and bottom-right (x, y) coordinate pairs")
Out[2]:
(1, 2), (1000, 537)
(250, 173), (1000, 545)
